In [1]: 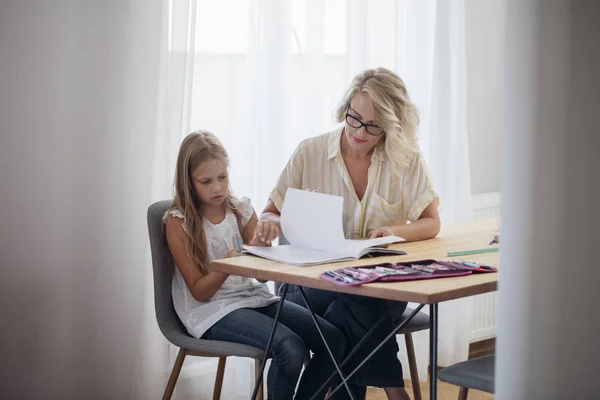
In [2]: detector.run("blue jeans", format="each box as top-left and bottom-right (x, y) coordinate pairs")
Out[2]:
(202, 300), (347, 400)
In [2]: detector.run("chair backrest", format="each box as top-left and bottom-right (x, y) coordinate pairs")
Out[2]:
(147, 199), (190, 346)
(147, 200), (268, 359)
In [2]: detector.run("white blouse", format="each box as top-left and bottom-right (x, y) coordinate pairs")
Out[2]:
(270, 127), (438, 238)
(164, 197), (279, 338)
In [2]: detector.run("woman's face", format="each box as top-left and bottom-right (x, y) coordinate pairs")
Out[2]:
(343, 92), (385, 152)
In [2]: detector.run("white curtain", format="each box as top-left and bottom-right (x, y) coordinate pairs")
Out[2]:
(399, 0), (474, 373)
(135, 1), (473, 396)
(1, 1), (167, 399)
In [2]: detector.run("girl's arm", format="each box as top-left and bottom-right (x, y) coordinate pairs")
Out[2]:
(165, 215), (232, 302)
(370, 201), (441, 241)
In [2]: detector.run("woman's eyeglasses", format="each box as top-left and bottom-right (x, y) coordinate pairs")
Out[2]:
(345, 109), (384, 136)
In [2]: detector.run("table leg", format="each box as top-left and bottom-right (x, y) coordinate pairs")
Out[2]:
(251, 284), (289, 400)
(297, 286), (356, 400)
(326, 304), (426, 399)
(429, 303), (439, 400)
(309, 304), (393, 399)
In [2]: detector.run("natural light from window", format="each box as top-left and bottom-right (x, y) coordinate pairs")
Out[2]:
(189, 0), (346, 54)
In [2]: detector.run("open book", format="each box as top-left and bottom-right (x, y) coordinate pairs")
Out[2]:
(242, 188), (406, 266)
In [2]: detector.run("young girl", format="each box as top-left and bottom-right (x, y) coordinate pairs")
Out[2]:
(164, 131), (347, 400)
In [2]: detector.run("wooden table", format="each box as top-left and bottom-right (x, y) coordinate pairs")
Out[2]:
(212, 218), (499, 400)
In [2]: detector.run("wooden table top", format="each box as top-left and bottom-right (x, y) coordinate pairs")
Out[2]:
(211, 218), (500, 304)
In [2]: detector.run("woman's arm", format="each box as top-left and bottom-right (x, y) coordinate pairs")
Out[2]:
(260, 199), (282, 230)
(241, 211), (276, 283)
(244, 210), (280, 246)
(165, 215), (232, 302)
(370, 201), (441, 241)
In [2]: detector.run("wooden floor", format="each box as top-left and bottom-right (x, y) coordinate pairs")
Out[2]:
(366, 379), (494, 400)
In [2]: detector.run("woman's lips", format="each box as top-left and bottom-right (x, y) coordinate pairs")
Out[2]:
(352, 136), (368, 144)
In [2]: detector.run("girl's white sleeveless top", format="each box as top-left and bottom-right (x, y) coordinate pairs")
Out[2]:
(164, 197), (279, 338)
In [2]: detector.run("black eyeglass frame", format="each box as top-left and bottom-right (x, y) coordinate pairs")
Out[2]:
(344, 107), (385, 136)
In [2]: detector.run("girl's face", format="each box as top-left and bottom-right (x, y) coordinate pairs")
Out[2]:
(343, 92), (385, 151)
(191, 158), (229, 207)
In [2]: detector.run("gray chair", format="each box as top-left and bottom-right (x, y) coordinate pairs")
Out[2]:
(438, 354), (495, 400)
(147, 199), (266, 400)
(276, 234), (430, 400)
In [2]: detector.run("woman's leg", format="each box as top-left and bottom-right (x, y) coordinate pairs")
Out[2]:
(258, 300), (348, 400)
(324, 295), (408, 398)
(202, 307), (309, 400)
(282, 286), (367, 400)
(281, 284), (338, 316)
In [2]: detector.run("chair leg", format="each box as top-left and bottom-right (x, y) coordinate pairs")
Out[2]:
(213, 357), (227, 400)
(458, 387), (469, 400)
(255, 358), (264, 400)
(404, 333), (423, 400)
(162, 348), (187, 400)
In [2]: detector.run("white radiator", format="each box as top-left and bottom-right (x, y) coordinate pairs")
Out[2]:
(472, 192), (501, 220)
(470, 191), (500, 342)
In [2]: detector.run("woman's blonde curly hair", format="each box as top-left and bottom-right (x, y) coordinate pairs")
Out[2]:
(334, 67), (420, 175)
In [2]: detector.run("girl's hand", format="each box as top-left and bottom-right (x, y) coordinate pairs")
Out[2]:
(250, 220), (280, 246)
(225, 248), (242, 258)
(369, 226), (395, 239)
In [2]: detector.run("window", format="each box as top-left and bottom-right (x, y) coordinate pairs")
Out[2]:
(173, 0), (347, 54)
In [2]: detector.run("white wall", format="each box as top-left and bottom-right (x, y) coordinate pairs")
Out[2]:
(465, 0), (505, 194)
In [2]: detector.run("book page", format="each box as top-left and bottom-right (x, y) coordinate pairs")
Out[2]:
(242, 245), (353, 266)
(280, 189), (348, 254)
(345, 236), (405, 258)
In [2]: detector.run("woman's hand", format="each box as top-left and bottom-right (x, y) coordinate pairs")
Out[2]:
(250, 220), (280, 246)
(369, 226), (395, 239)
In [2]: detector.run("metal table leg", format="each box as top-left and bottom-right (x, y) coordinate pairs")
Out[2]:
(326, 304), (426, 399)
(297, 286), (356, 400)
(309, 303), (394, 400)
(429, 303), (439, 400)
(251, 284), (289, 400)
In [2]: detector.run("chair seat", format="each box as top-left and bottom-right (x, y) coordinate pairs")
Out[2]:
(164, 327), (265, 359)
(438, 354), (495, 394)
(186, 338), (265, 359)
(392, 307), (431, 334)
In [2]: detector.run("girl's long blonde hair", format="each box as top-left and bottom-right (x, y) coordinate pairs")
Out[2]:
(334, 67), (420, 175)
(168, 131), (244, 275)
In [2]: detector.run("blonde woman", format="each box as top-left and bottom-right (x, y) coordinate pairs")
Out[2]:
(260, 68), (440, 400)
(164, 131), (347, 400)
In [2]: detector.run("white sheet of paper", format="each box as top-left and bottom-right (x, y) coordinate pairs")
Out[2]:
(280, 188), (348, 254)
